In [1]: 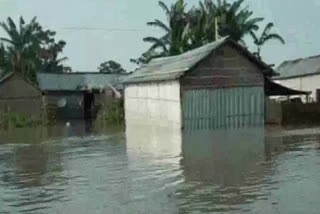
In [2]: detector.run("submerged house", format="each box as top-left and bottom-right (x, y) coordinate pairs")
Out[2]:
(275, 55), (320, 102)
(123, 37), (306, 130)
(124, 37), (269, 130)
(37, 72), (126, 120)
(0, 72), (44, 118)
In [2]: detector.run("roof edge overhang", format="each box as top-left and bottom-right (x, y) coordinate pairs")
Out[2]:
(273, 71), (320, 80)
(265, 78), (311, 96)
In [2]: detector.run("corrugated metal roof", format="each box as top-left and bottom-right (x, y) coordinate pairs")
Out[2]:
(37, 73), (127, 91)
(275, 55), (320, 79)
(123, 37), (273, 84)
(123, 37), (229, 84)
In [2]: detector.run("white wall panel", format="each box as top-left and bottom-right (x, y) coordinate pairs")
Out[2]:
(278, 75), (320, 102)
(125, 80), (182, 128)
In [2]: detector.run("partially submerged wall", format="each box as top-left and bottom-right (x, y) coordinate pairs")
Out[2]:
(125, 80), (181, 128)
(182, 87), (265, 130)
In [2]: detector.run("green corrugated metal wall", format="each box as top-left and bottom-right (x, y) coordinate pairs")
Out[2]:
(182, 87), (265, 130)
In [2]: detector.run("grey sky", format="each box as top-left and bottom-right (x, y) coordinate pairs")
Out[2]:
(0, 0), (319, 72)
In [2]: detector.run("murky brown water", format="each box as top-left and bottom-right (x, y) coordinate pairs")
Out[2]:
(1, 122), (320, 213)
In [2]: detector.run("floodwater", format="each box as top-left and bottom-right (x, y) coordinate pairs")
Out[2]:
(0, 122), (320, 213)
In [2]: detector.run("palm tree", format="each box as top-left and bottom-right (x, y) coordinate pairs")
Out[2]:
(133, 0), (266, 65)
(186, 2), (212, 48)
(209, 0), (264, 41)
(0, 17), (39, 77)
(0, 17), (70, 83)
(143, 0), (189, 57)
(250, 22), (285, 56)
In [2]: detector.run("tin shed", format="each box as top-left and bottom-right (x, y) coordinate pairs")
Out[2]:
(124, 37), (275, 130)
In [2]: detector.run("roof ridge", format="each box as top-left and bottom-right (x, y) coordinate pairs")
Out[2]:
(149, 36), (229, 65)
(284, 54), (320, 63)
(125, 36), (274, 84)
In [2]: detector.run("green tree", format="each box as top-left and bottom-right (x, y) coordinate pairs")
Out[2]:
(250, 22), (285, 56)
(0, 43), (10, 76)
(212, 0), (264, 41)
(0, 17), (70, 83)
(98, 60), (126, 74)
(138, 0), (190, 63)
(132, 0), (265, 65)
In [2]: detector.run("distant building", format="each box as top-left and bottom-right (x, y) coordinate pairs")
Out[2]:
(0, 72), (44, 118)
(37, 72), (127, 120)
(275, 55), (320, 102)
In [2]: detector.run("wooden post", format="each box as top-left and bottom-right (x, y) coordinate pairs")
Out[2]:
(215, 17), (220, 40)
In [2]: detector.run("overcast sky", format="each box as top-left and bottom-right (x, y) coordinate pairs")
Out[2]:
(0, 0), (319, 72)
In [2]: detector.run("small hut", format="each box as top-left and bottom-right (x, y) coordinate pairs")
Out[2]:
(123, 37), (282, 130)
(0, 72), (44, 118)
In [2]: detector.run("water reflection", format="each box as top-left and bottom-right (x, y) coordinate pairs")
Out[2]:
(182, 128), (266, 184)
(125, 124), (182, 213)
(0, 122), (125, 214)
(0, 133), (67, 213)
(0, 123), (320, 213)
(178, 127), (271, 213)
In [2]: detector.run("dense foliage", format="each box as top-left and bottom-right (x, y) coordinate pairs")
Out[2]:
(98, 60), (126, 74)
(132, 0), (285, 65)
(0, 17), (70, 84)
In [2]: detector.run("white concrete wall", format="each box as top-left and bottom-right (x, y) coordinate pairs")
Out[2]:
(124, 80), (181, 128)
(276, 74), (320, 102)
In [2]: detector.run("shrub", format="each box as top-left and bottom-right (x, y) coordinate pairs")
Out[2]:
(96, 98), (124, 125)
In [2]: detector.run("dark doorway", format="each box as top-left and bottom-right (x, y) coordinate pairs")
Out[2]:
(83, 92), (94, 119)
(316, 89), (320, 103)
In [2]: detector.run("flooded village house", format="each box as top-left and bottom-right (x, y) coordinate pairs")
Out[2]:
(124, 37), (290, 130)
(37, 72), (125, 120)
(123, 37), (309, 130)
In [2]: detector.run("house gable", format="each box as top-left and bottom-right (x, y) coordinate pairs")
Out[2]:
(181, 43), (265, 89)
(0, 73), (42, 99)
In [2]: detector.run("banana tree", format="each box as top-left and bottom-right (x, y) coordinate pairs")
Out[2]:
(0, 17), (70, 83)
(143, 0), (190, 57)
(250, 22), (285, 56)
